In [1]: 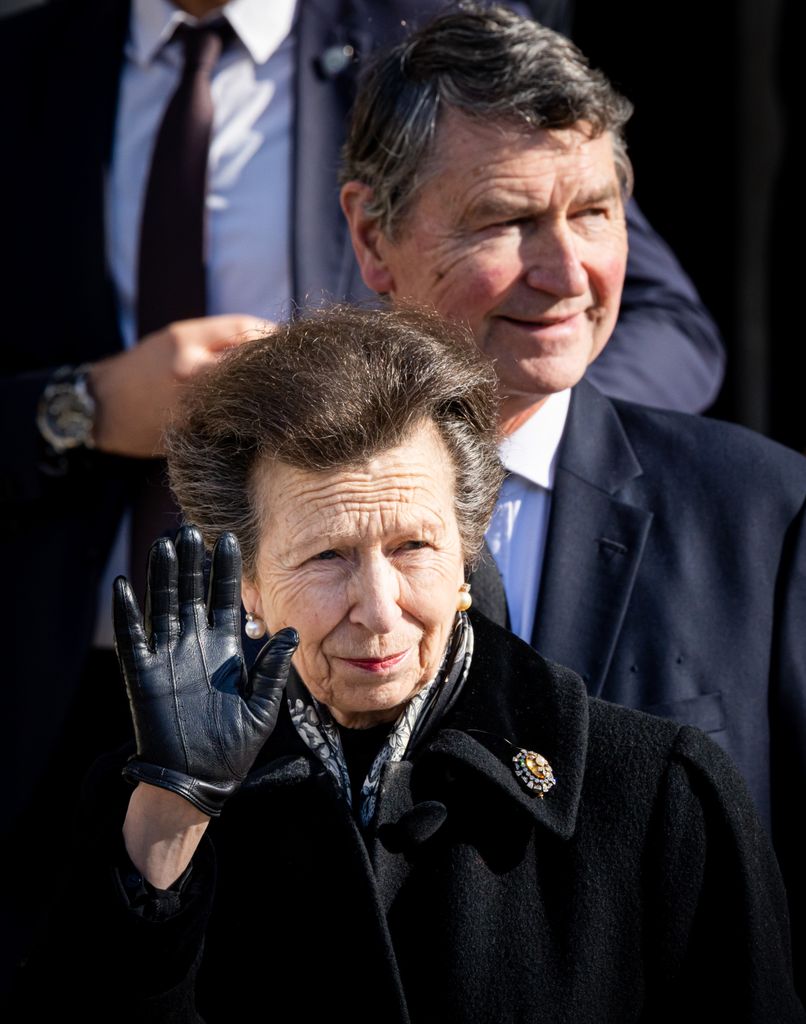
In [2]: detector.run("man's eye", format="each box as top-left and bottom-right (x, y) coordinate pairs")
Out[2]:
(473, 214), (528, 232)
(492, 215), (530, 230)
(399, 540), (429, 552)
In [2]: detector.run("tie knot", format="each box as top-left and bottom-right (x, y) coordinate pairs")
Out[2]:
(173, 20), (232, 72)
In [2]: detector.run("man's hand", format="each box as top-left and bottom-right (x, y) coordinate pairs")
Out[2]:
(114, 524), (298, 817)
(89, 315), (267, 457)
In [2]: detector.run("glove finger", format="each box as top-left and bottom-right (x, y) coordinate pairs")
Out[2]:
(207, 532), (242, 630)
(112, 574), (149, 680)
(144, 537), (179, 647)
(176, 524), (206, 626)
(247, 627), (299, 710)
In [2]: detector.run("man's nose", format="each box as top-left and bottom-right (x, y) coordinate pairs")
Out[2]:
(523, 220), (588, 297)
(348, 554), (402, 634)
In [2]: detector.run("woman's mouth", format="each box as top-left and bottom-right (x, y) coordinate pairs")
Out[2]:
(338, 651), (410, 673)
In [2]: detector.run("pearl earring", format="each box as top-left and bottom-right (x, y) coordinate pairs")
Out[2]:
(245, 612), (267, 640)
(457, 582), (472, 612)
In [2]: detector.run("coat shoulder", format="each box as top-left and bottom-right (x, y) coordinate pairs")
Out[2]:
(584, 695), (766, 833)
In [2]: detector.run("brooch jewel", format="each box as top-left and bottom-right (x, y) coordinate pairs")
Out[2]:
(512, 748), (556, 798)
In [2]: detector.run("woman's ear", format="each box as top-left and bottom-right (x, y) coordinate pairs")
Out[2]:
(241, 578), (264, 621)
(340, 181), (396, 294)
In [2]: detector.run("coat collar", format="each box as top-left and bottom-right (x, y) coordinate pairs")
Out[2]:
(554, 379), (643, 494)
(427, 609), (589, 840)
(243, 610), (590, 841)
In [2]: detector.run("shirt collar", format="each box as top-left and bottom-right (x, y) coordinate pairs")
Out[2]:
(497, 389), (571, 490)
(130, 0), (298, 67)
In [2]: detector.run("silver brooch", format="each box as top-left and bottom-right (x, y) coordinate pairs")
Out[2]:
(512, 748), (556, 798)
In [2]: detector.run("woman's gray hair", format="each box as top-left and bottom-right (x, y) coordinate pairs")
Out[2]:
(341, 3), (634, 237)
(166, 305), (504, 576)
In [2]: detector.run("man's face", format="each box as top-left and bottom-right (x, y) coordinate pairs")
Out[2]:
(343, 110), (628, 427)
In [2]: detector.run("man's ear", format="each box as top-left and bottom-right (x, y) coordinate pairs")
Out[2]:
(340, 181), (396, 294)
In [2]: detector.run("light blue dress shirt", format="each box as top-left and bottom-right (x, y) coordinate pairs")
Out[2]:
(485, 390), (571, 643)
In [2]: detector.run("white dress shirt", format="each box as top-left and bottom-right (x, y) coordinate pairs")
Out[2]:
(106, 0), (299, 349)
(96, 0), (298, 645)
(485, 390), (571, 643)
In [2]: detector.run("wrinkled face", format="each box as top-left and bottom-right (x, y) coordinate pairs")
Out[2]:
(344, 112), (628, 429)
(242, 424), (466, 728)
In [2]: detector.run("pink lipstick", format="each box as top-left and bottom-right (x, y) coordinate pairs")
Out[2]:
(339, 651), (409, 673)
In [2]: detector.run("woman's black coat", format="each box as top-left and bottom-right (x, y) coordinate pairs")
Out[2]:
(27, 611), (804, 1022)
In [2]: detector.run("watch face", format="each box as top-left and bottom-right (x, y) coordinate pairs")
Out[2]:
(37, 371), (96, 452)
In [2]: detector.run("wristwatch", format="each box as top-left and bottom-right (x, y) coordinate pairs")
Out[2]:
(36, 364), (97, 453)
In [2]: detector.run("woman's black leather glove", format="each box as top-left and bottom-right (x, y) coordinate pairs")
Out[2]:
(113, 524), (298, 817)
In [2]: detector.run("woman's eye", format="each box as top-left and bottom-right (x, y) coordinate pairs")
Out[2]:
(399, 540), (429, 552)
(312, 549), (338, 561)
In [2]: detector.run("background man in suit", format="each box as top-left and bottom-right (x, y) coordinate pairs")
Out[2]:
(340, 4), (806, 987)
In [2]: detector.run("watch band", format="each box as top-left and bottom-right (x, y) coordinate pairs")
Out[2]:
(36, 363), (97, 453)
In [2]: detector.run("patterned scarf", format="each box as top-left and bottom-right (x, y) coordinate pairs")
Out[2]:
(287, 612), (474, 827)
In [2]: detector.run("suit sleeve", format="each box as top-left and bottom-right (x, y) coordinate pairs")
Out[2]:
(770, 496), (806, 999)
(585, 198), (726, 413)
(0, 5), (124, 511)
(642, 725), (804, 1022)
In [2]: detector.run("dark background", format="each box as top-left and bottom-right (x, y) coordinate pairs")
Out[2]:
(1, 0), (800, 448)
(571, 0), (800, 449)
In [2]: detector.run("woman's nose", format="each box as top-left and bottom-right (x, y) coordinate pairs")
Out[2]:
(348, 555), (402, 634)
(524, 221), (588, 298)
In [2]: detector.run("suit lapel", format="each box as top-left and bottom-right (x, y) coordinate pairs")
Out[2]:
(532, 382), (653, 697)
(292, 0), (374, 306)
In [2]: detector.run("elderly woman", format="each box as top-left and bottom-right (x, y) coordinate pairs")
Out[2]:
(21, 306), (801, 1022)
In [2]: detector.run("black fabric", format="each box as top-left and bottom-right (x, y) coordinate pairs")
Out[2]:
(0, 648), (133, 988)
(115, 835), (194, 920)
(337, 721), (392, 811)
(10, 612), (803, 1022)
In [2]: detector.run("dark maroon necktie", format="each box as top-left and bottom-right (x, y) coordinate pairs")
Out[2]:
(137, 21), (230, 336)
(131, 21), (231, 599)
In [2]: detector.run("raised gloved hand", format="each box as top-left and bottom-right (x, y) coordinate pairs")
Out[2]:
(113, 524), (298, 817)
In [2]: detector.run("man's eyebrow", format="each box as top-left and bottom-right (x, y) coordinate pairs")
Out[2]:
(465, 182), (621, 222)
(573, 183), (621, 206)
(464, 195), (542, 221)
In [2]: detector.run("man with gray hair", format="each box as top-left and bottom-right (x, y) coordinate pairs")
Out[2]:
(340, 3), (806, 986)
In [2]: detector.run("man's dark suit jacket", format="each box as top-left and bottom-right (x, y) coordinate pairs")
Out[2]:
(472, 378), (806, 981)
(0, 0), (724, 822)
